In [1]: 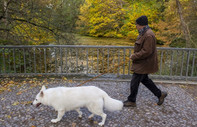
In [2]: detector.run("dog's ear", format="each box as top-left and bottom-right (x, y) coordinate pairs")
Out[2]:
(41, 85), (46, 91)
(40, 91), (44, 97)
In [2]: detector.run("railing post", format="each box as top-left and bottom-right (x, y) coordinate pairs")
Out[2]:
(44, 48), (47, 73)
(86, 48), (89, 74)
(180, 51), (185, 77)
(76, 48), (78, 73)
(55, 47), (57, 74)
(186, 50), (190, 80)
(107, 48), (109, 72)
(159, 50), (163, 76)
(191, 51), (195, 77)
(123, 48), (126, 75)
(97, 48), (99, 74)
(33, 48), (36, 73)
(3, 48), (5, 73)
(175, 50), (179, 76)
(170, 50), (174, 76)
(13, 48), (16, 73)
(65, 48), (68, 73)
(128, 49), (131, 75)
(117, 49), (120, 76)
(23, 48), (26, 74)
(60, 47), (63, 73)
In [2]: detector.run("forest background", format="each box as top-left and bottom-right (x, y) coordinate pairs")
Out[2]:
(0, 0), (196, 48)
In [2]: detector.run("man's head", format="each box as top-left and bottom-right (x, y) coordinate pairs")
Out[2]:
(135, 15), (148, 30)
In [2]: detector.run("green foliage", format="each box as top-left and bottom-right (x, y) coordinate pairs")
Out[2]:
(169, 37), (186, 48)
(121, 1), (161, 40)
(154, 0), (197, 48)
(78, 0), (163, 43)
(0, 0), (84, 45)
(78, 0), (126, 38)
(0, 0), (196, 47)
(78, 0), (196, 47)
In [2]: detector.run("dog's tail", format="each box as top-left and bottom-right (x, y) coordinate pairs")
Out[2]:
(102, 92), (123, 112)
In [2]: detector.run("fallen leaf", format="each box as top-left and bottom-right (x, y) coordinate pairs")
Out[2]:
(68, 80), (73, 83)
(72, 122), (76, 127)
(9, 80), (14, 84)
(21, 101), (32, 105)
(29, 81), (33, 83)
(12, 101), (20, 106)
(7, 115), (11, 119)
(16, 91), (22, 95)
(62, 77), (67, 81)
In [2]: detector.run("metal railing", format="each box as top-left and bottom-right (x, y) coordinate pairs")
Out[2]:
(0, 45), (197, 80)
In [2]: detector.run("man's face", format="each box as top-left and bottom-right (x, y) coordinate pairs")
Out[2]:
(136, 23), (142, 31)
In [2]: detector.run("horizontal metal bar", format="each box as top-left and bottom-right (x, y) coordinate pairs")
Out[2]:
(1, 45), (197, 51)
(0, 45), (133, 49)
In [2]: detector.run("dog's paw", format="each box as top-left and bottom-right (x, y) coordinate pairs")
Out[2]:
(88, 114), (94, 119)
(78, 115), (82, 119)
(51, 119), (59, 123)
(98, 122), (104, 126)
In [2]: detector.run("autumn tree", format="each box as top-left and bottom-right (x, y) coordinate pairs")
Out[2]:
(155, 0), (197, 48)
(120, 0), (162, 41)
(78, 0), (163, 42)
(78, 0), (126, 38)
(0, 0), (83, 45)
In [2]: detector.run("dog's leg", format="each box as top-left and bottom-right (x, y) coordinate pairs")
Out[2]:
(87, 99), (107, 126)
(51, 110), (65, 123)
(75, 108), (82, 118)
(88, 112), (106, 126)
(98, 113), (107, 126)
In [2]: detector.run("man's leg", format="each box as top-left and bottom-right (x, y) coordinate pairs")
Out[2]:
(127, 73), (142, 102)
(124, 73), (144, 107)
(141, 75), (167, 105)
(141, 74), (161, 98)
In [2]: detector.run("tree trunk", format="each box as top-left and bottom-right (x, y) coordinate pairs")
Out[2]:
(4, 0), (8, 24)
(4, 0), (9, 39)
(176, 0), (190, 48)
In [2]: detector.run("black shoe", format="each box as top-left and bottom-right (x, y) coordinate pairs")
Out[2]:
(123, 100), (136, 107)
(157, 91), (167, 105)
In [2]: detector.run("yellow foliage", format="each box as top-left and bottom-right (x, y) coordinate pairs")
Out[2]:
(79, 0), (126, 38)
(153, 0), (182, 46)
(11, 18), (56, 45)
(79, 0), (160, 40)
(121, 2), (160, 40)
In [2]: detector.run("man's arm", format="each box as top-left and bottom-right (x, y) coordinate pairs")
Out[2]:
(130, 35), (154, 61)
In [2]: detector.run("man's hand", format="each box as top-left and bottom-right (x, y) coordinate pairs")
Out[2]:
(130, 54), (134, 59)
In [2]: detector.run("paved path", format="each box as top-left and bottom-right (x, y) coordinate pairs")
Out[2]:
(0, 78), (197, 127)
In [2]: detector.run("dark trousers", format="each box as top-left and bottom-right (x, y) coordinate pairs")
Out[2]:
(127, 73), (161, 102)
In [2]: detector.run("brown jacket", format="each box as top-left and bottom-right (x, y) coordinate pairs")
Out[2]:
(130, 28), (158, 74)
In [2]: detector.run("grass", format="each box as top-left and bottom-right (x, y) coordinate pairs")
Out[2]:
(75, 35), (135, 46)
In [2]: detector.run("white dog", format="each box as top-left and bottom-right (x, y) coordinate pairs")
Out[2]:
(32, 85), (123, 126)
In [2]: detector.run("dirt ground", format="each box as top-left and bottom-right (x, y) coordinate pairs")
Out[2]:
(0, 77), (197, 127)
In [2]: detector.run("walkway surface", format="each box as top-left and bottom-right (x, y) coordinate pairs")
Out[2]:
(0, 77), (197, 127)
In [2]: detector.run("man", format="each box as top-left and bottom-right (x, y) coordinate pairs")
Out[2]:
(124, 15), (167, 107)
